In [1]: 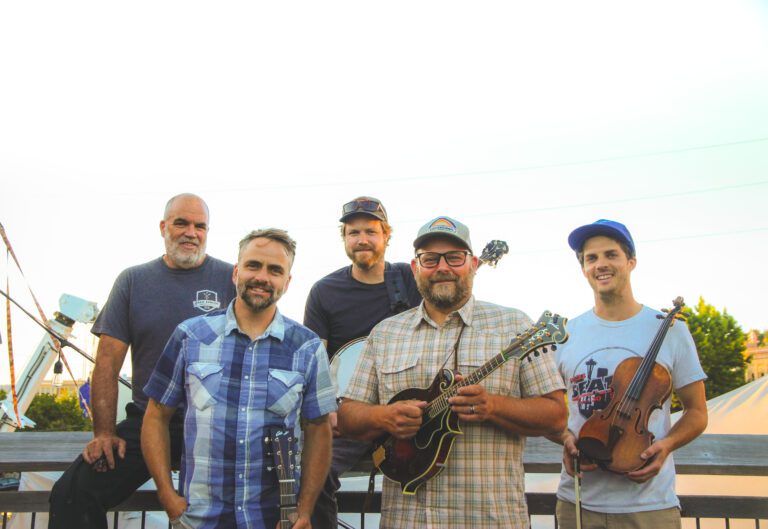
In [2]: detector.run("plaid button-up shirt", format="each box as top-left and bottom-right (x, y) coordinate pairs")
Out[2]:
(144, 302), (337, 529)
(343, 297), (565, 529)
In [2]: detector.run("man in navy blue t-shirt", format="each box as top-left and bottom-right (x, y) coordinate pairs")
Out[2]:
(49, 193), (236, 529)
(304, 196), (421, 528)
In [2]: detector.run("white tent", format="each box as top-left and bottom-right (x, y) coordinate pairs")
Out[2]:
(672, 376), (768, 529)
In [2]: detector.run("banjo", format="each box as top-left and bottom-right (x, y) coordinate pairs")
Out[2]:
(330, 239), (509, 399)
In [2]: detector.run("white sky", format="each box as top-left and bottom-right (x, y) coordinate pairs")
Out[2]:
(2, 1), (768, 384)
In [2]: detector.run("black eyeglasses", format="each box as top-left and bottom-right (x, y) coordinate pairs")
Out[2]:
(342, 199), (385, 216)
(415, 250), (471, 268)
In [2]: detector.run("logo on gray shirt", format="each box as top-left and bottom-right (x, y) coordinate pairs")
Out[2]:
(193, 290), (222, 312)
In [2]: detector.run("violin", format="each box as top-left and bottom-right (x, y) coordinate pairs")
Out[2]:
(576, 297), (686, 473)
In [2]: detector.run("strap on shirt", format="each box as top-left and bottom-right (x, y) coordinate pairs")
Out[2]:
(383, 262), (411, 315)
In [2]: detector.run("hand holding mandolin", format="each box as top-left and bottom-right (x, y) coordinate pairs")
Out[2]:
(447, 374), (494, 422)
(377, 399), (428, 439)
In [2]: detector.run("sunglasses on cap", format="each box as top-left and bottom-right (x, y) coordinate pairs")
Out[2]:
(342, 199), (385, 216)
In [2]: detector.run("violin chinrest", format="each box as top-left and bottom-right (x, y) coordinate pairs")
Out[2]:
(576, 436), (613, 466)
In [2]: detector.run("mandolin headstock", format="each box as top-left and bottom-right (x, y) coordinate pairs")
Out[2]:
(506, 311), (569, 362)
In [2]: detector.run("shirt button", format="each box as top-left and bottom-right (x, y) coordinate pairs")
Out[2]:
(238, 506), (242, 511)
(239, 473), (243, 479)
(241, 407), (245, 412)
(239, 439), (244, 444)
(245, 375), (249, 380)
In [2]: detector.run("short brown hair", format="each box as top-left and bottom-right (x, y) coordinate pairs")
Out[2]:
(239, 228), (297, 265)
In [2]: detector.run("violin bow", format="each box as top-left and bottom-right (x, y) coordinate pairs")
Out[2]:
(574, 455), (582, 529)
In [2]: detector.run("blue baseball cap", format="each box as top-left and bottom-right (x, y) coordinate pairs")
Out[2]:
(567, 219), (635, 256)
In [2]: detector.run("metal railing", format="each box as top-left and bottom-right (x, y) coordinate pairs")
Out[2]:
(1, 433), (766, 528)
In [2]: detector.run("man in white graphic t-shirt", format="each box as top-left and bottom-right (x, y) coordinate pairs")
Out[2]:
(550, 219), (708, 529)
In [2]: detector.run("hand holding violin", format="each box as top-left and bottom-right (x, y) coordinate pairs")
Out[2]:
(625, 437), (672, 483)
(561, 431), (597, 477)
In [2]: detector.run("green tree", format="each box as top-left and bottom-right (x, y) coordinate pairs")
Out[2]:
(23, 392), (92, 432)
(0, 389), (6, 400)
(686, 297), (748, 401)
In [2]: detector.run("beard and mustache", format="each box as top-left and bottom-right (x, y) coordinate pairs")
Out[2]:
(237, 279), (283, 312)
(164, 233), (206, 269)
(345, 243), (385, 271)
(416, 269), (474, 311)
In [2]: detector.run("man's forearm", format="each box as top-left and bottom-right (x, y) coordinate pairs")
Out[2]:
(91, 366), (119, 435)
(661, 380), (708, 452)
(91, 336), (129, 435)
(337, 400), (387, 441)
(488, 390), (567, 436)
(141, 400), (176, 497)
(296, 417), (332, 519)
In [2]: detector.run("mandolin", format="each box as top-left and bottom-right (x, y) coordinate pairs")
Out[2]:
(372, 311), (569, 494)
(576, 297), (687, 473)
(266, 428), (299, 529)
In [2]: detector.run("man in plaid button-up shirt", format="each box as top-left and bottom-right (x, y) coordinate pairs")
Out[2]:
(338, 216), (566, 529)
(142, 229), (336, 529)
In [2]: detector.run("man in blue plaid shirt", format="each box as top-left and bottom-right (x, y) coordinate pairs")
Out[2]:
(142, 228), (336, 529)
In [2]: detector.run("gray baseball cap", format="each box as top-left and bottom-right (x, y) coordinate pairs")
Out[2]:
(413, 216), (472, 252)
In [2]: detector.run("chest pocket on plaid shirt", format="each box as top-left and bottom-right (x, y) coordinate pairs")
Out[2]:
(187, 363), (224, 411)
(379, 351), (421, 401)
(267, 369), (305, 417)
(459, 333), (516, 397)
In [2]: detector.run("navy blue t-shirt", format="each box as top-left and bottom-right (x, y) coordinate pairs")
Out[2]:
(303, 262), (422, 356)
(91, 255), (236, 410)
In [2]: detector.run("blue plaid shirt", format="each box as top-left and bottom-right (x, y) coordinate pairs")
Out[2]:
(144, 301), (337, 529)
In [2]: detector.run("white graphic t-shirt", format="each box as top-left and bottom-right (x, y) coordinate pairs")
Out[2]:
(555, 306), (706, 513)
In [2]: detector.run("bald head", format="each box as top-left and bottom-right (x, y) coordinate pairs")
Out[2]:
(164, 193), (209, 221)
(160, 193), (210, 269)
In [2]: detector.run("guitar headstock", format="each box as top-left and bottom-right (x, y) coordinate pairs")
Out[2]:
(508, 311), (569, 361)
(266, 428), (297, 484)
(478, 240), (509, 268)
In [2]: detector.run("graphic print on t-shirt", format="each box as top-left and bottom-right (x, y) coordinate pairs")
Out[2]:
(193, 289), (222, 312)
(570, 347), (640, 419)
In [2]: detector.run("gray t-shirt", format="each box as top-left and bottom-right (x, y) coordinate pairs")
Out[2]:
(91, 255), (236, 410)
(554, 305), (706, 513)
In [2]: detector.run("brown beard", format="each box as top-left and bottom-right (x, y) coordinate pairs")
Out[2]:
(346, 245), (384, 270)
(237, 280), (281, 312)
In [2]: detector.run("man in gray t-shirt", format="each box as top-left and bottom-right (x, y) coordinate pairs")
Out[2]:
(49, 193), (236, 529)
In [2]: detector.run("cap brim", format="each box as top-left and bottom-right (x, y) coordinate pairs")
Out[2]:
(568, 225), (628, 252)
(339, 211), (387, 223)
(413, 232), (471, 251)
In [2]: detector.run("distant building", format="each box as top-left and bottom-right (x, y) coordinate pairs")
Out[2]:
(744, 330), (768, 382)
